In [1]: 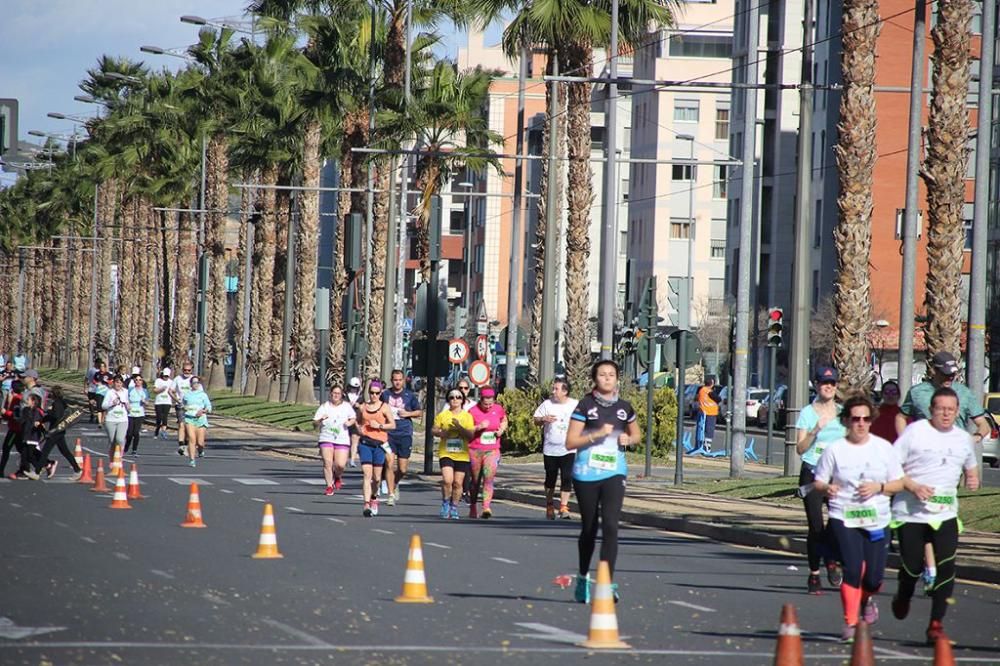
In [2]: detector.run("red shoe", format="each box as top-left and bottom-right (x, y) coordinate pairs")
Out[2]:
(334, 477), (343, 490)
(324, 485), (334, 496)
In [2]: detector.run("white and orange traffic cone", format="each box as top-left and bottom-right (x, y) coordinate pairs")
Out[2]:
(579, 561), (629, 649)
(79, 454), (93, 484)
(90, 459), (108, 492)
(934, 633), (957, 665)
(773, 604), (803, 666)
(126, 464), (145, 499)
(108, 445), (122, 477)
(251, 503), (283, 558)
(395, 534), (434, 603)
(850, 621), (875, 666)
(108, 469), (132, 509)
(180, 483), (206, 528)
(73, 439), (83, 469)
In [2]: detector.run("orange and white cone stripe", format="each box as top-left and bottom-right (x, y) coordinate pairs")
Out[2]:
(580, 560), (629, 649)
(108, 470), (132, 509)
(127, 464), (145, 499)
(180, 483), (206, 528)
(109, 445), (122, 476)
(251, 503), (283, 558)
(73, 439), (83, 469)
(395, 534), (433, 603)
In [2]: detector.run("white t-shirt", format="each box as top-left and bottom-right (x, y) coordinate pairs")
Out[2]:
(313, 401), (355, 444)
(102, 388), (130, 423)
(347, 391), (361, 407)
(172, 375), (193, 403)
(533, 398), (579, 456)
(892, 419), (977, 524)
(814, 435), (903, 529)
(153, 378), (174, 405)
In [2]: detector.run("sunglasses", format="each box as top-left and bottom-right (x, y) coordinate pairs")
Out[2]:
(369, 390), (381, 394)
(818, 381), (837, 386)
(458, 386), (469, 391)
(448, 394), (463, 400)
(849, 416), (873, 423)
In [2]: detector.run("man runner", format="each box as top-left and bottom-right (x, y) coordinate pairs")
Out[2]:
(381, 369), (421, 505)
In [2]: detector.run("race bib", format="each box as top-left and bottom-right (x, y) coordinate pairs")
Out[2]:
(322, 423), (342, 437)
(110, 405), (127, 418)
(843, 504), (878, 529)
(129, 405), (145, 417)
(480, 431), (497, 445)
(588, 452), (618, 471)
(445, 438), (463, 453)
(925, 489), (957, 514)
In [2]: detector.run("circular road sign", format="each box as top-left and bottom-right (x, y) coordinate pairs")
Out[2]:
(468, 360), (491, 386)
(476, 335), (489, 360)
(448, 339), (469, 364)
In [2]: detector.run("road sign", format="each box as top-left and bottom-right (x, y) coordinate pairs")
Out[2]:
(448, 339), (469, 364)
(476, 335), (488, 360)
(402, 318), (413, 333)
(476, 318), (488, 335)
(468, 360), (491, 386)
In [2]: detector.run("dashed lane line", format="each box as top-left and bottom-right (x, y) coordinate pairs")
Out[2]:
(667, 601), (716, 613)
(372, 528), (394, 535)
(326, 517), (346, 525)
(424, 542), (451, 549)
(233, 478), (279, 486)
(219, 489), (234, 494)
(491, 557), (519, 565)
(260, 619), (331, 647)
(149, 570), (174, 580)
(167, 478), (211, 486)
(286, 507), (305, 513)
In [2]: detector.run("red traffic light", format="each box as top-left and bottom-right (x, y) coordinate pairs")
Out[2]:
(768, 308), (783, 321)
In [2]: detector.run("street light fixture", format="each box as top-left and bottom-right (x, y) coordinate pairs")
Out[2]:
(48, 111), (93, 123)
(456, 180), (474, 312)
(103, 72), (142, 84)
(141, 45), (194, 60)
(181, 14), (256, 35)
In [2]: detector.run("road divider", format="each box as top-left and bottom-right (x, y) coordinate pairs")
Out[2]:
(395, 534), (433, 603)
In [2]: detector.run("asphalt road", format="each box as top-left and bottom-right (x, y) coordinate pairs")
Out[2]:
(2, 422), (999, 665)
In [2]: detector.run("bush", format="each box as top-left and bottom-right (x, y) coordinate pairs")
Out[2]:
(621, 384), (678, 458)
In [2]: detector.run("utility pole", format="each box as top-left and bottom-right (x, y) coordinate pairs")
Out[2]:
(88, 187), (99, 366)
(196, 133), (207, 375)
(898, 0), (927, 394)
(539, 53), (560, 384)
(363, 3), (378, 366)
(504, 43), (530, 390)
(381, 157), (399, 377)
(786, 0), (814, 477)
(598, 0), (621, 361)
(423, 195), (442, 475)
(730, 0), (760, 478)
(279, 200), (298, 402)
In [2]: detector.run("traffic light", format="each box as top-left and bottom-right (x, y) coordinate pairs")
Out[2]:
(619, 326), (636, 353)
(767, 307), (784, 347)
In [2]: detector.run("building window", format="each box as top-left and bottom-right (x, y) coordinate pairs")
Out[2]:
(715, 107), (730, 140)
(619, 229), (628, 256)
(667, 33), (733, 59)
(670, 218), (691, 239)
(672, 164), (695, 181)
(621, 178), (630, 201)
(710, 239), (726, 258)
(674, 99), (700, 123)
(713, 164), (727, 199)
(813, 198), (823, 248)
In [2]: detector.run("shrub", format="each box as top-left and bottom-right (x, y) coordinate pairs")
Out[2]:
(622, 384), (679, 457)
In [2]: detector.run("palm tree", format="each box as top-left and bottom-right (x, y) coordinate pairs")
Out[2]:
(920, 0), (973, 362)
(831, 0), (880, 392)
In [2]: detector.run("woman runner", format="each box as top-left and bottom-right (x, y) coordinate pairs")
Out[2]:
(313, 386), (356, 495)
(182, 377), (212, 467)
(467, 387), (508, 519)
(355, 380), (395, 517)
(124, 374), (148, 455)
(432, 389), (475, 519)
(152, 368), (173, 440)
(101, 375), (130, 460)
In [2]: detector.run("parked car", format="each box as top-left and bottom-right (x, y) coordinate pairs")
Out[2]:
(684, 384), (700, 418)
(757, 384), (789, 428)
(983, 411), (999, 469)
(745, 389), (770, 421)
(986, 392), (1000, 420)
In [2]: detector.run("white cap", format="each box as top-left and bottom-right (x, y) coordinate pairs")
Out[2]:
(348, 376), (362, 388)
(131, 366), (141, 376)
(162, 368), (172, 376)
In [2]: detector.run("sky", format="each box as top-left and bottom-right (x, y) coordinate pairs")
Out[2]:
(1, 1), (471, 152)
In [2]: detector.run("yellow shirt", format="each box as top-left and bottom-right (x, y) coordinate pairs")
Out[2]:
(434, 409), (473, 462)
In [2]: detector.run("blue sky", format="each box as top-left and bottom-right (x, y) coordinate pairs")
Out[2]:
(1, 1), (472, 151)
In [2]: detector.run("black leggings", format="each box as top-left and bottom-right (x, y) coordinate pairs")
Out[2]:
(829, 519), (888, 590)
(799, 464), (838, 571)
(896, 519), (959, 621)
(125, 416), (143, 453)
(544, 453), (575, 493)
(33, 433), (80, 474)
(154, 404), (171, 436)
(0, 430), (24, 475)
(574, 475), (626, 577)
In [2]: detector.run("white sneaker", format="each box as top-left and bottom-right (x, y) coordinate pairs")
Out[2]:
(380, 480), (388, 496)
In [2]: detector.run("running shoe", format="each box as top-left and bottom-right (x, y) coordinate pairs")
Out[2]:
(922, 568), (936, 596)
(7, 472), (25, 480)
(46, 460), (58, 479)
(386, 494), (396, 507)
(926, 620), (948, 646)
(363, 502), (372, 517)
(70, 470), (83, 481)
(573, 575), (591, 604)
(198, 449), (204, 458)
(826, 562), (843, 587)
(546, 503), (556, 520)
(371, 499), (379, 516)
(611, 583), (620, 603)
(891, 594), (910, 620)
(324, 485), (334, 496)
(481, 508), (492, 519)
(177, 446), (186, 456)
(469, 504), (478, 519)
(334, 477), (343, 491)
(840, 624), (856, 644)
(862, 598), (879, 625)
(807, 574), (822, 594)
(449, 504), (460, 520)
(439, 500), (450, 519)
(392, 486), (400, 502)
(23, 469), (40, 480)
(380, 480), (388, 496)
(189, 459), (196, 468)
(559, 506), (571, 520)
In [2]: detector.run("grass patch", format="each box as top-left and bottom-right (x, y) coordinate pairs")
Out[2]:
(207, 390), (316, 431)
(38, 368), (86, 385)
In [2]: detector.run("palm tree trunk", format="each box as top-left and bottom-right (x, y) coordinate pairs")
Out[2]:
(365, 161), (391, 376)
(292, 119), (322, 404)
(233, 174), (254, 394)
(172, 210), (197, 369)
(94, 179), (118, 363)
(66, 238), (81, 369)
(204, 133), (231, 391)
(267, 187), (292, 402)
(251, 166), (279, 398)
(134, 199), (154, 374)
(159, 210), (174, 369)
(921, 0), (972, 361)
(0, 251), (11, 357)
(832, 0), (880, 392)
(562, 42), (596, 388)
(413, 158), (442, 284)
(50, 240), (67, 367)
(118, 195), (139, 367)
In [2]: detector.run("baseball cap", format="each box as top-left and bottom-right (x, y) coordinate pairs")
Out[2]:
(931, 351), (960, 376)
(131, 366), (141, 376)
(162, 368), (172, 376)
(24, 369), (39, 379)
(480, 387), (496, 398)
(814, 366), (839, 383)
(348, 377), (362, 388)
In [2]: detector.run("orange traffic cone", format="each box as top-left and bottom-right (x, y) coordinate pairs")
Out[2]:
(108, 469), (132, 509)
(579, 561), (630, 649)
(850, 621), (875, 666)
(394, 534), (434, 603)
(78, 454), (93, 484)
(126, 464), (145, 499)
(73, 439), (83, 469)
(180, 483), (206, 528)
(773, 604), (803, 666)
(933, 634), (956, 666)
(90, 460), (108, 492)
(109, 445), (122, 476)
(251, 503), (283, 558)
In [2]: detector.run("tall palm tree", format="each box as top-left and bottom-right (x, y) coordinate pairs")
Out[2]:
(921, 0), (972, 361)
(832, 0), (880, 392)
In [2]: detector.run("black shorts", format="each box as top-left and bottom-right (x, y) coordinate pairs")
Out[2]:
(543, 453), (575, 492)
(440, 457), (471, 474)
(87, 392), (99, 408)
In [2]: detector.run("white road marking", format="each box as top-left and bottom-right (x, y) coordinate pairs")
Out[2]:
(80, 536), (96, 544)
(10, 503), (22, 508)
(233, 478), (279, 485)
(513, 622), (588, 645)
(286, 507), (305, 513)
(260, 619), (330, 647)
(372, 528), (394, 535)
(667, 601), (716, 613)
(167, 478), (211, 485)
(219, 489), (234, 494)
(202, 592), (230, 605)
(28, 512), (42, 518)
(149, 570), (174, 580)
(114, 553), (130, 561)
(424, 542), (451, 549)
(326, 517), (346, 525)
(298, 479), (327, 485)
(803, 631), (911, 658)
(491, 557), (519, 565)
(251, 498), (267, 503)
(0, 617), (66, 640)
(54, 521), (68, 528)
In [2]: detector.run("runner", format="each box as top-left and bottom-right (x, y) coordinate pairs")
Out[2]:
(895, 352), (989, 440)
(432, 388), (475, 519)
(533, 378), (579, 519)
(312, 385), (356, 495)
(30, 386), (83, 480)
(355, 380), (395, 517)
(795, 366), (846, 593)
(84, 358), (102, 423)
(93, 362), (112, 426)
(381, 369), (421, 505)
(564, 359), (640, 603)
(1, 380), (25, 479)
(457, 379), (476, 411)
(346, 377), (362, 407)
(124, 373), (148, 455)
(101, 375), (130, 460)
(870, 380), (901, 442)
(181, 376), (212, 467)
(17, 393), (45, 480)
(2, 360), (17, 407)
(152, 368), (173, 440)
(468, 387), (508, 519)
(346, 377), (362, 468)
(812, 394), (904, 642)
(695, 377), (720, 453)
(890, 386), (979, 645)
(172, 362), (195, 456)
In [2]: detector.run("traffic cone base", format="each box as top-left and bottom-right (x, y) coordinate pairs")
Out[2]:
(395, 534), (433, 603)
(251, 503), (283, 558)
(773, 603), (804, 666)
(109, 470), (132, 509)
(90, 460), (108, 492)
(934, 634), (956, 665)
(127, 464), (145, 499)
(79, 454), (93, 483)
(579, 561), (630, 649)
(181, 483), (206, 528)
(850, 620), (875, 666)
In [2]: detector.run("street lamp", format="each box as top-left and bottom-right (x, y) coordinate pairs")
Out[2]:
(181, 14), (256, 35)
(456, 179), (474, 312)
(103, 72), (142, 84)
(676, 133), (696, 331)
(141, 45), (195, 60)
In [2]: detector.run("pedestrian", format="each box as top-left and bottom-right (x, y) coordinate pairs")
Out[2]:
(695, 377), (720, 452)
(84, 357), (102, 423)
(467, 386), (508, 519)
(564, 359), (640, 603)
(13, 349), (28, 373)
(890, 386), (980, 645)
(1, 360), (17, 407)
(432, 388), (475, 519)
(355, 379), (395, 517)
(22, 369), (48, 410)
(91, 360), (112, 426)
(30, 386), (83, 480)
(870, 380), (901, 442)
(181, 376), (212, 467)
(812, 394), (904, 642)
(17, 393), (45, 480)
(313, 385), (356, 496)
(101, 375), (130, 460)
(795, 366), (846, 593)
(172, 362), (195, 456)
(346, 376), (362, 407)
(381, 369), (422, 505)
(533, 378), (579, 520)
(152, 368), (173, 439)
(1, 380), (25, 479)
(124, 373), (148, 455)
(895, 352), (989, 440)
(456, 379), (476, 411)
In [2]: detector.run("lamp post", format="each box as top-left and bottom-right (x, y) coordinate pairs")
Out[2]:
(874, 319), (890, 384)
(456, 180), (474, 314)
(141, 45), (195, 60)
(676, 134), (696, 331)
